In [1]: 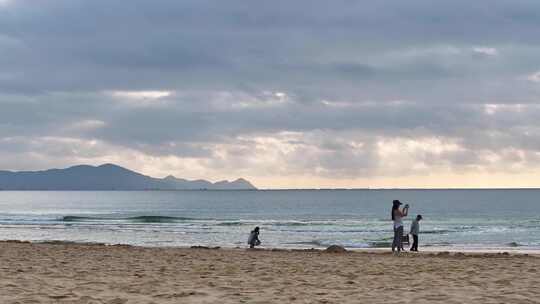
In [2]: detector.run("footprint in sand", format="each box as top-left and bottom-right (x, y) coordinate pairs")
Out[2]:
(106, 298), (128, 304)
(155, 291), (208, 298)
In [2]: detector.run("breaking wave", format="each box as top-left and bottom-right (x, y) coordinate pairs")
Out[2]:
(61, 215), (199, 223)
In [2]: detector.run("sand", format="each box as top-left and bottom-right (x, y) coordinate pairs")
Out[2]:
(1, 241), (539, 304)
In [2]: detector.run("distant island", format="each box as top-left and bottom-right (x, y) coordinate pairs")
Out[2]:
(0, 164), (257, 190)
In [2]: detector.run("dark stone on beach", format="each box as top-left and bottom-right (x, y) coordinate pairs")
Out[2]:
(3, 240), (31, 244)
(111, 244), (133, 248)
(190, 246), (220, 250)
(325, 245), (347, 253)
(42, 240), (79, 245)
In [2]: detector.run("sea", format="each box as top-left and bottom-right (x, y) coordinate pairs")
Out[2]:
(0, 190), (539, 252)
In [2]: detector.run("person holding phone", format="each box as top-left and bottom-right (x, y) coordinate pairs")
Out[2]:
(391, 200), (409, 253)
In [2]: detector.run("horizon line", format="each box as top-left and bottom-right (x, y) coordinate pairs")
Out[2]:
(2, 187), (540, 191)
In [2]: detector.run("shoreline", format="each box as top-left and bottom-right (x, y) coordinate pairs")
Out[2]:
(2, 239), (540, 256)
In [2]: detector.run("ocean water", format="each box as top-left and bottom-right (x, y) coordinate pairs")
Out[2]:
(0, 190), (539, 251)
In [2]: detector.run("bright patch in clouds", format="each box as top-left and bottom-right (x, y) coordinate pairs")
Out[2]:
(321, 100), (354, 107)
(109, 90), (172, 100)
(376, 137), (464, 172)
(484, 104), (525, 115)
(472, 47), (498, 56)
(68, 120), (106, 131)
(527, 71), (540, 83)
(107, 90), (173, 107)
(227, 91), (290, 109)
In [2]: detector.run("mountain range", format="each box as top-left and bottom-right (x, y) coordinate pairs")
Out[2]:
(0, 164), (257, 190)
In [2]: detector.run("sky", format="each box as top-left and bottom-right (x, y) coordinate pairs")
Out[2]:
(1, 0), (540, 188)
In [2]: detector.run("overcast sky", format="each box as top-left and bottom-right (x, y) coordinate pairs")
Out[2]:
(1, 0), (540, 188)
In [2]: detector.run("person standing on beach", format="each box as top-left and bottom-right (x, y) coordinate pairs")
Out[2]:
(410, 214), (422, 251)
(248, 226), (261, 248)
(391, 200), (409, 253)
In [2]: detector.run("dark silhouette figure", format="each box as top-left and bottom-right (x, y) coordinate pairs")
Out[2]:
(248, 226), (261, 248)
(391, 200), (409, 253)
(410, 214), (423, 251)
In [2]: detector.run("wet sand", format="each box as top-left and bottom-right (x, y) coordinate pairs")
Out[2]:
(1, 241), (539, 304)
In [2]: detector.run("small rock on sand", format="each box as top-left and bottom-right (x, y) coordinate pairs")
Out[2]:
(325, 245), (347, 253)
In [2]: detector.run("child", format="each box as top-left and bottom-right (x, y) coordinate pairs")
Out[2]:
(410, 215), (422, 251)
(247, 226), (261, 248)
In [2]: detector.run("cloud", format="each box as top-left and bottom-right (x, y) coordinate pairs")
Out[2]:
(2, 1), (540, 100)
(472, 47), (499, 57)
(107, 90), (174, 107)
(110, 91), (172, 100)
(1, 0), (540, 187)
(528, 71), (540, 83)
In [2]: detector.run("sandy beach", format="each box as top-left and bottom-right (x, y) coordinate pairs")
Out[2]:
(0, 241), (539, 304)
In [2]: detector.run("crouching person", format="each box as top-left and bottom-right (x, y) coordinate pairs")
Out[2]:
(248, 226), (261, 248)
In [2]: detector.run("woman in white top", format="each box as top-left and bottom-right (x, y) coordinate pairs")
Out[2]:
(391, 200), (409, 253)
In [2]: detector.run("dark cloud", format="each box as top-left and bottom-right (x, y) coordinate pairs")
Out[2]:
(1, 0), (540, 99)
